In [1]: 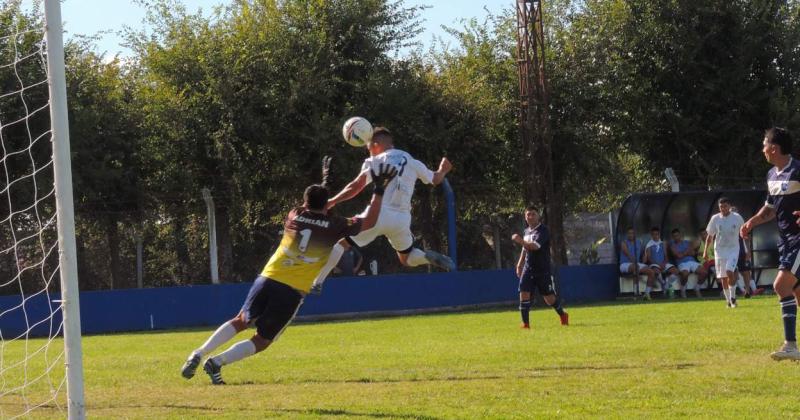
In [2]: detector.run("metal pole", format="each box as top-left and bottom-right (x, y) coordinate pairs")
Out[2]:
(135, 231), (143, 288)
(442, 179), (458, 270)
(202, 188), (219, 284)
(44, 0), (85, 418)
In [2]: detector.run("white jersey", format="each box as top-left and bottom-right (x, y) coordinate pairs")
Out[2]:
(360, 148), (435, 212)
(706, 212), (744, 257)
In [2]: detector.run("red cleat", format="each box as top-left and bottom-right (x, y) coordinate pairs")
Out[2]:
(559, 312), (569, 326)
(520, 322), (530, 329)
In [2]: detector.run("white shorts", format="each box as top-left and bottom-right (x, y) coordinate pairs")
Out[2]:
(678, 261), (701, 273)
(350, 207), (413, 251)
(620, 263), (647, 273)
(715, 257), (739, 278)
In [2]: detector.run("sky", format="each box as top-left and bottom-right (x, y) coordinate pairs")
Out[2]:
(55, 0), (512, 57)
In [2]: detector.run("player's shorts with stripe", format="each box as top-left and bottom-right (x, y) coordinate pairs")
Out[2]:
(519, 271), (555, 296)
(240, 276), (304, 341)
(778, 243), (800, 278)
(349, 207), (413, 252)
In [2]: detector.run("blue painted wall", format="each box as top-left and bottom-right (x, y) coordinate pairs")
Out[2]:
(0, 265), (618, 337)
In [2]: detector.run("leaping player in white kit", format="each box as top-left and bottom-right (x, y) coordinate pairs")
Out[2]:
(311, 126), (455, 291)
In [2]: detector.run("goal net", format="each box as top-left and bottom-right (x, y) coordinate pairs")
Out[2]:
(0, 1), (84, 418)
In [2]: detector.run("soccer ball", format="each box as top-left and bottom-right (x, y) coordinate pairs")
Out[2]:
(342, 116), (373, 147)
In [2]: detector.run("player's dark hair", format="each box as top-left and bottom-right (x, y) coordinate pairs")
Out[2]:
(671, 228), (680, 234)
(626, 226), (634, 232)
(651, 226), (660, 232)
(765, 127), (792, 155)
(304, 184), (329, 211)
(719, 196), (731, 205)
(524, 205), (539, 214)
(372, 126), (392, 144)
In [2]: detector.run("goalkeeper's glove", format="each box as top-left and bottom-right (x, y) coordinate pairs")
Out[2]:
(321, 155), (332, 188)
(370, 163), (398, 196)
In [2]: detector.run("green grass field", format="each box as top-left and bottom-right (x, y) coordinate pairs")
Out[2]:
(4, 296), (800, 419)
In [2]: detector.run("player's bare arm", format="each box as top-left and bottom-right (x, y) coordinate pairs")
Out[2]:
(327, 172), (369, 209)
(431, 157), (453, 185)
(741, 205), (776, 238)
(703, 234), (713, 260)
(516, 248), (525, 278)
(512, 233), (541, 251)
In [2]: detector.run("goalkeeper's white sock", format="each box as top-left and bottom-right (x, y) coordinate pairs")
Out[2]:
(722, 286), (731, 303)
(195, 320), (237, 357)
(214, 339), (256, 366)
(729, 286), (737, 300)
(312, 243), (345, 287)
(406, 248), (428, 267)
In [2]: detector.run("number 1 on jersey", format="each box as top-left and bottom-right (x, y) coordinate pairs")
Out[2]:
(298, 229), (312, 252)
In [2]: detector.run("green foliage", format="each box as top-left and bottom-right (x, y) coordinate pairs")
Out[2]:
(579, 236), (607, 265)
(5, 0), (800, 288)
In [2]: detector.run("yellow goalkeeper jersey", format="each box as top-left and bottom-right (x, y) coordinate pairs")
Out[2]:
(261, 207), (362, 293)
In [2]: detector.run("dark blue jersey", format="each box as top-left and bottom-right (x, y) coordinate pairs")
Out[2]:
(766, 158), (800, 248)
(523, 224), (551, 275)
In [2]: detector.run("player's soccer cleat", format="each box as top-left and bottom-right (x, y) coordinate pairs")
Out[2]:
(770, 342), (800, 361)
(520, 322), (530, 329)
(203, 358), (226, 385)
(730, 297), (737, 308)
(559, 312), (569, 326)
(424, 250), (455, 271)
(181, 353), (201, 379)
(745, 292), (751, 299)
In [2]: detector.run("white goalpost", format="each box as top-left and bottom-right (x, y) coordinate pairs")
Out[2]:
(0, 0), (85, 418)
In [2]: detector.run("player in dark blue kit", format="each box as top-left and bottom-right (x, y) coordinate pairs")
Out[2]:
(741, 127), (800, 360)
(512, 206), (569, 329)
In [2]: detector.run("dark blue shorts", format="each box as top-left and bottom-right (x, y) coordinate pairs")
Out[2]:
(518, 271), (555, 296)
(778, 244), (800, 278)
(240, 276), (304, 341)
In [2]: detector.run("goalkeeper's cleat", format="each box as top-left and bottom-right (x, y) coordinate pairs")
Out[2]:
(424, 250), (455, 271)
(730, 297), (737, 308)
(203, 358), (226, 385)
(559, 312), (569, 326)
(181, 353), (202, 379)
(520, 322), (530, 330)
(770, 342), (800, 361)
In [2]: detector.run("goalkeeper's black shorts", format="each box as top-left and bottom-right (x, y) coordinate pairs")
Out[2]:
(239, 276), (304, 341)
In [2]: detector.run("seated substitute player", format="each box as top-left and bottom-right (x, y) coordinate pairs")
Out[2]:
(698, 229), (716, 283)
(310, 127), (454, 292)
(619, 227), (657, 299)
(644, 226), (679, 297)
(179, 163), (398, 385)
(511, 206), (568, 328)
(741, 127), (800, 360)
(669, 228), (708, 298)
(704, 197), (745, 308)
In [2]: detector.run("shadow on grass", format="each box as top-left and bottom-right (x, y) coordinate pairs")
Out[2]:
(156, 404), (439, 419)
(222, 362), (700, 386)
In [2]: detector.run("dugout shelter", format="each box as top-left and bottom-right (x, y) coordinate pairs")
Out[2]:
(614, 190), (779, 294)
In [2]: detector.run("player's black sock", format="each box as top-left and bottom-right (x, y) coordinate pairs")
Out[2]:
(550, 297), (565, 316)
(780, 296), (797, 342)
(519, 300), (531, 324)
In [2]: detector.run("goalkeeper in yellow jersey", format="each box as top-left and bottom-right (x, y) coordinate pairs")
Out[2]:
(180, 159), (397, 385)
